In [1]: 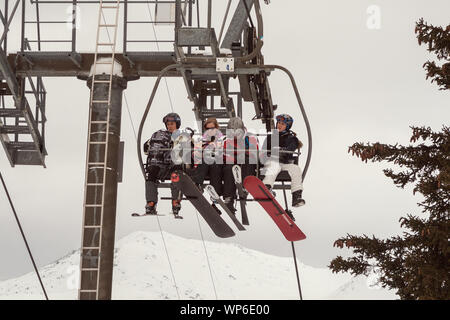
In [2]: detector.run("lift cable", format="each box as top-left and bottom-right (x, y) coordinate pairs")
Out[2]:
(242, 0), (255, 29)
(0, 171), (49, 300)
(144, 2), (219, 299)
(281, 181), (303, 300)
(145, 2), (174, 112)
(218, 0), (233, 45)
(291, 241), (303, 300)
(136, 61), (225, 300)
(101, 11), (181, 299)
(194, 211), (219, 299)
(123, 93), (181, 300)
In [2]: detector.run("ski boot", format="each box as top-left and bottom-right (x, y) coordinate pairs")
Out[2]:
(292, 190), (305, 207)
(172, 200), (183, 219)
(265, 184), (276, 197)
(145, 202), (158, 215)
(224, 197), (236, 215)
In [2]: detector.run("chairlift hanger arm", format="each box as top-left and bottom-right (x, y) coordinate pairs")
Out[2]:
(137, 63), (183, 178)
(257, 64), (312, 181)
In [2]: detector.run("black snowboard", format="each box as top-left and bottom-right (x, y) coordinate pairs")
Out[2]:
(171, 171), (235, 238)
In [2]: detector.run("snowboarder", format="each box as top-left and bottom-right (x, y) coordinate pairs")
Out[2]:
(143, 112), (183, 218)
(261, 114), (305, 207)
(191, 117), (224, 214)
(222, 117), (259, 213)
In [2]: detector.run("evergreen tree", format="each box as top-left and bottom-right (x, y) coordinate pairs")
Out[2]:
(328, 20), (450, 300)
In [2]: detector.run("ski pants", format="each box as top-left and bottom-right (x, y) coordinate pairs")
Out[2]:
(145, 165), (182, 203)
(223, 164), (257, 199)
(262, 159), (303, 193)
(191, 164), (223, 196)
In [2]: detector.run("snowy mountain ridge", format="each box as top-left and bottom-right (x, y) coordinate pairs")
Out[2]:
(0, 231), (397, 300)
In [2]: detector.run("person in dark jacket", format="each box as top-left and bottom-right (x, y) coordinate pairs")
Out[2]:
(261, 114), (305, 207)
(143, 112), (183, 218)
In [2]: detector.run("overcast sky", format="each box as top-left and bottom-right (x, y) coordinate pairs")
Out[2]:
(1, 0), (449, 284)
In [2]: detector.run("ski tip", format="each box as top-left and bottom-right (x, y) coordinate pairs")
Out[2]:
(287, 233), (307, 242)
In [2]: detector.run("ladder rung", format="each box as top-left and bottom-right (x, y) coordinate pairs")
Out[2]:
(87, 183), (104, 186)
(99, 24), (117, 27)
(85, 204), (102, 208)
(91, 100), (109, 103)
(91, 121), (108, 124)
(79, 290), (97, 293)
(84, 225), (102, 228)
(95, 61), (114, 65)
(88, 162), (106, 166)
(97, 43), (114, 46)
(81, 268), (99, 271)
(101, 5), (119, 9)
(89, 141), (107, 145)
(93, 80), (111, 83)
(82, 247), (100, 250)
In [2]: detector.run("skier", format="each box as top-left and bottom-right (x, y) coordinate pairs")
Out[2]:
(191, 117), (224, 214)
(261, 114), (305, 207)
(222, 117), (259, 213)
(143, 112), (183, 218)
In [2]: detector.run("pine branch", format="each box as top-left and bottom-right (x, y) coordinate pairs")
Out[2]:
(415, 19), (450, 90)
(415, 18), (450, 60)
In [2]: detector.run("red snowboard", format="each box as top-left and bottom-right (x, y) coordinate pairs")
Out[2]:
(243, 176), (306, 242)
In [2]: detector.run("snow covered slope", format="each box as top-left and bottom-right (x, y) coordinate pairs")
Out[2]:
(0, 231), (397, 300)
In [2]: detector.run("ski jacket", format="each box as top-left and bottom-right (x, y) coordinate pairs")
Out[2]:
(223, 132), (259, 164)
(262, 130), (300, 164)
(144, 129), (174, 166)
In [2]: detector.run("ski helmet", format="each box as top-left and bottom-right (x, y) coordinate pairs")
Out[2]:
(275, 114), (293, 131)
(163, 112), (181, 129)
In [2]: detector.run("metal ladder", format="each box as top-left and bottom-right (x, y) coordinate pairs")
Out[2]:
(78, 0), (120, 300)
